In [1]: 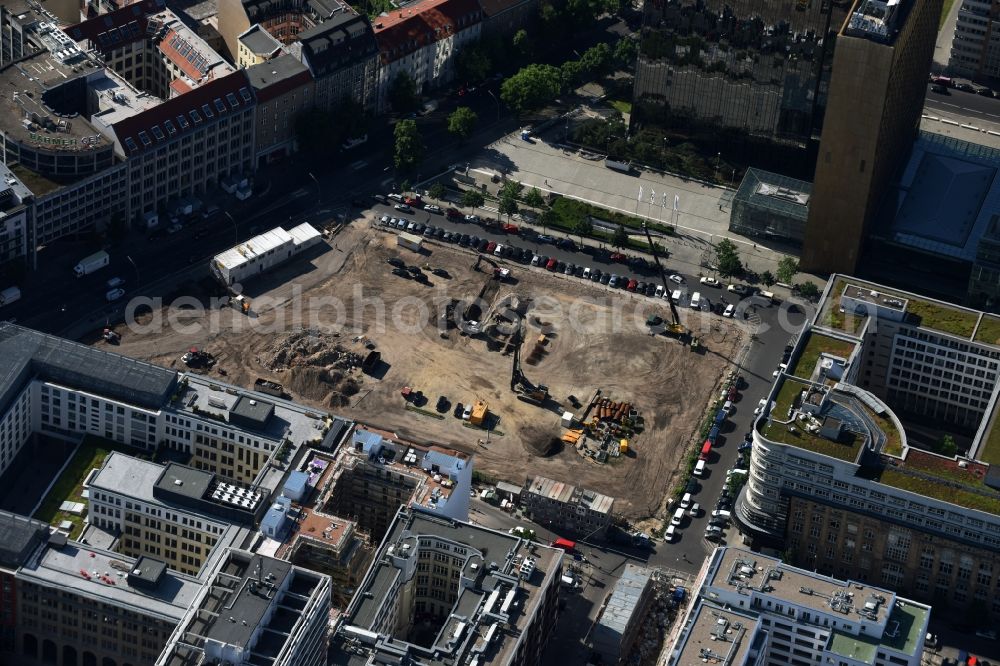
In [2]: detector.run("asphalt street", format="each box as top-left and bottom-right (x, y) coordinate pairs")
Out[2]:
(924, 83), (1000, 126)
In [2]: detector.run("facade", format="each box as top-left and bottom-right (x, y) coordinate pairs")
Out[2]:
(729, 168), (812, 246)
(949, 0), (998, 81)
(329, 507), (563, 665)
(589, 564), (654, 666)
(297, 13), (380, 113)
(632, 0), (847, 147)
(324, 425), (473, 540)
(246, 55), (316, 165)
(737, 275), (1000, 621)
(477, 0), (537, 36)
(211, 222), (321, 286)
(217, 0), (347, 61)
(237, 24), (283, 68)
(0, 511), (48, 654)
(664, 547), (929, 666)
(802, 0), (942, 274)
(0, 163), (32, 268)
(15, 537), (202, 666)
(520, 475), (614, 537)
(86, 452), (262, 575)
(373, 0), (482, 112)
(156, 549), (331, 666)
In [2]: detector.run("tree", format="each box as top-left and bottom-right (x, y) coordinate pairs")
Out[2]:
(462, 189), (485, 213)
(498, 193), (519, 221)
(428, 182), (446, 200)
(573, 217), (593, 245)
(501, 64), (562, 114)
(388, 72), (419, 113)
(455, 44), (492, 84)
(612, 225), (629, 249)
(760, 270), (776, 287)
(776, 256), (799, 284)
(560, 60), (585, 89)
(499, 180), (525, 200)
(614, 37), (638, 67)
(580, 42), (612, 77)
(447, 107), (478, 142)
(393, 120), (423, 172)
(797, 281), (820, 301)
(939, 434), (957, 457)
(399, 179), (411, 195)
(715, 238), (743, 277)
(512, 29), (531, 60)
(524, 187), (545, 209)
(538, 208), (557, 232)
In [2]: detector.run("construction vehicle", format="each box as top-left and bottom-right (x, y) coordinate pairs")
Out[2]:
(182, 348), (216, 368)
(510, 317), (549, 405)
(233, 294), (250, 314)
(255, 378), (284, 397)
(642, 223), (688, 337)
(102, 328), (121, 344)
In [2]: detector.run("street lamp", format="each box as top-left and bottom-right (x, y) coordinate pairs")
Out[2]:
(126, 254), (139, 289)
(224, 211), (238, 244)
(486, 90), (500, 123)
(307, 172), (321, 201)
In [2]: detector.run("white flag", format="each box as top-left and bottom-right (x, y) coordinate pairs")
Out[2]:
(650, 189), (656, 204)
(673, 194), (680, 211)
(662, 193), (668, 207)
(638, 186), (644, 202)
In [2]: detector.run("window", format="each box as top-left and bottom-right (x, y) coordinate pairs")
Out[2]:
(151, 125), (164, 140)
(138, 131), (151, 146)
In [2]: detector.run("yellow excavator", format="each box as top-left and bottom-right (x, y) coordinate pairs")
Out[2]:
(642, 223), (688, 338)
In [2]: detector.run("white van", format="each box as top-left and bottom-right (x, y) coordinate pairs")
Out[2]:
(671, 289), (683, 303)
(690, 292), (701, 309)
(680, 493), (692, 509)
(664, 525), (677, 542)
(693, 459), (706, 477)
(655, 284), (664, 298)
(671, 507), (685, 526)
(759, 290), (775, 302)
(712, 509), (732, 519)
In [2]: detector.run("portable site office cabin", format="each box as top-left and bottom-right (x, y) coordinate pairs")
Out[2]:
(397, 231), (423, 252)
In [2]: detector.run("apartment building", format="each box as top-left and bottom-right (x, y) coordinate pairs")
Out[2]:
(217, 0), (348, 60)
(521, 475), (614, 537)
(373, 0), (482, 112)
(0, 163), (32, 268)
(330, 507), (563, 665)
(87, 452), (264, 575)
(237, 24), (282, 68)
(0, 511), (48, 654)
(665, 547), (929, 666)
(15, 537), (202, 666)
(737, 275), (1000, 621)
(156, 549), (331, 666)
(245, 55), (314, 165)
(802, 0), (942, 274)
(949, 0), (999, 81)
(589, 564), (656, 666)
(297, 12), (379, 113)
(324, 425), (473, 539)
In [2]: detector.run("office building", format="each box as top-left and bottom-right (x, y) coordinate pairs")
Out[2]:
(589, 564), (655, 666)
(87, 452), (264, 575)
(664, 547), (930, 666)
(373, 0), (482, 112)
(0, 511), (48, 653)
(329, 507), (563, 665)
(15, 536), (203, 666)
(949, 0), (998, 81)
(729, 168), (812, 246)
(802, 0), (943, 274)
(0, 163), (32, 268)
(296, 13), (379, 113)
(156, 549), (331, 666)
(737, 275), (1000, 621)
(632, 0), (848, 148)
(521, 475), (614, 537)
(324, 425), (473, 539)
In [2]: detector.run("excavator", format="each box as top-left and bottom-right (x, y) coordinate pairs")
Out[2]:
(642, 223), (689, 339)
(510, 317), (549, 405)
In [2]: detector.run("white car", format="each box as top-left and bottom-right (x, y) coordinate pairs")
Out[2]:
(106, 276), (125, 289)
(425, 204), (442, 214)
(772, 363), (788, 378)
(465, 214), (481, 223)
(727, 283), (748, 295)
(689, 502), (700, 517)
(380, 215), (391, 225)
(669, 274), (684, 284)
(723, 304), (735, 318)
(754, 398), (768, 416)
(700, 276), (721, 287)
(462, 403), (473, 420)
(105, 288), (125, 302)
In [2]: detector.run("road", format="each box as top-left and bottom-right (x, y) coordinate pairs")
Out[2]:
(925, 83), (1000, 127)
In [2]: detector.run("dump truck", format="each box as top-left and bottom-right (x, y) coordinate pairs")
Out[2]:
(254, 378), (284, 397)
(73, 250), (109, 277)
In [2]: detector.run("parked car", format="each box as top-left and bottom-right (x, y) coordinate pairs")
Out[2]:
(723, 304), (735, 318)
(465, 214), (481, 223)
(536, 234), (555, 244)
(387, 257), (405, 268)
(545, 258), (558, 271)
(700, 276), (721, 287)
(403, 196), (422, 207)
(591, 269), (602, 282)
(425, 204), (442, 214)
(669, 274), (685, 284)
(394, 203), (413, 213)
(600, 273), (611, 285)
(626, 279), (638, 291)
(564, 263), (575, 275)
(609, 275), (620, 288)
(105, 288), (125, 302)
(106, 276), (125, 289)
(446, 208), (462, 219)
(727, 283), (748, 295)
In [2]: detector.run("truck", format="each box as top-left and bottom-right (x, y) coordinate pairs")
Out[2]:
(604, 158), (636, 175)
(254, 378), (285, 397)
(0, 286), (20, 307)
(73, 251), (110, 277)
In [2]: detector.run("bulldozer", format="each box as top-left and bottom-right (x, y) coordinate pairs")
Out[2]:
(643, 223), (688, 338)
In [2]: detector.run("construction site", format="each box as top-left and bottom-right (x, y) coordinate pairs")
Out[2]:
(102, 222), (745, 518)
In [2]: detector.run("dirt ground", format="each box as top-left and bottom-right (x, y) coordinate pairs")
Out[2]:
(105, 221), (745, 519)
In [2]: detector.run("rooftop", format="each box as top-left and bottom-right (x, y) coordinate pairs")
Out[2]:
(671, 603), (758, 666)
(789, 331), (858, 382)
(18, 539), (202, 622)
(844, 0), (914, 44)
(245, 54), (313, 103)
(0, 162), (34, 205)
(373, 0), (482, 63)
(0, 510), (49, 569)
(524, 475), (614, 514)
(590, 564), (653, 659)
(213, 226), (295, 271)
(876, 450), (1000, 514)
(238, 24), (282, 57)
(760, 378), (865, 463)
(733, 167), (812, 220)
(298, 12), (378, 77)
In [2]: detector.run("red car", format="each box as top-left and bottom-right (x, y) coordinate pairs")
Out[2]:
(545, 258), (558, 271)
(485, 241), (497, 254)
(446, 208), (462, 219)
(502, 223), (519, 234)
(610, 252), (627, 263)
(626, 279), (638, 291)
(404, 196), (423, 208)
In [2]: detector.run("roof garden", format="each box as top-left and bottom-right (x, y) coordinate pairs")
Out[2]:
(761, 379), (862, 463)
(904, 298), (978, 338)
(828, 630), (879, 664)
(817, 278), (868, 335)
(868, 408), (904, 458)
(979, 413), (1000, 466)
(973, 314), (1000, 346)
(790, 332), (857, 381)
(877, 451), (1000, 514)
(827, 600), (927, 664)
(9, 163), (61, 197)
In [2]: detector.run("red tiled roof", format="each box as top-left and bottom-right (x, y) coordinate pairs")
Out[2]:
(113, 71), (255, 156)
(373, 0), (482, 64)
(158, 29), (208, 81)
(169, 78), (192, 96)
(63, 0), (165, 51)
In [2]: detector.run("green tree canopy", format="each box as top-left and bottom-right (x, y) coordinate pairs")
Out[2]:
(501, 64), (562, 114)
(388, 72), (419, 113)
(715, 238), (743, 277)
(580, 42), (612, 76)
(447, 106), (478, 142)
(612, 225), (629, 249)
(797, 281), (820, 301)
(573, 217), (593, 244)
(760, 270), (776, 287)
(462, 189), (485, 211)
(393, 120), (423, 172)
(524, 187), (545, 209)
(513, 29), (531, 60)
(455, 44), (492, 84)
(428, 182), (446, 200)
(499, 180), (525, 200)
(776, 256), (799, 284)
(614, 36), (638, 66)
(499, 193), (519, 221)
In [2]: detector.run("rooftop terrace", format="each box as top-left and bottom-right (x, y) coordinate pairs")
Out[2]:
(789, 331), (858, 382)
(761, 378), (864, 463)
